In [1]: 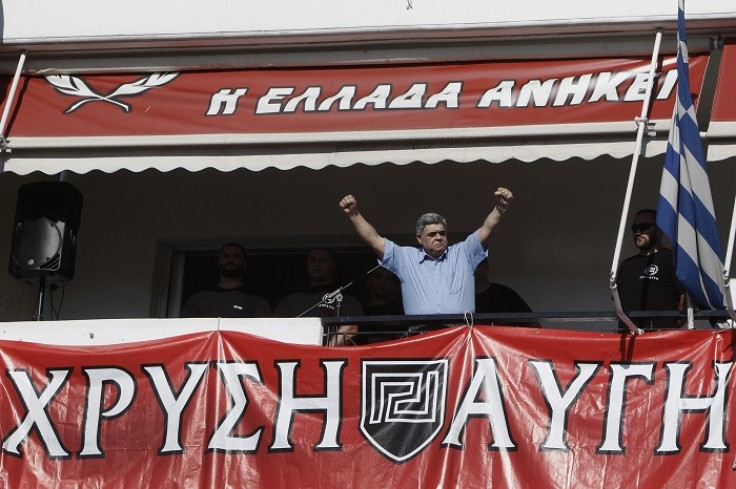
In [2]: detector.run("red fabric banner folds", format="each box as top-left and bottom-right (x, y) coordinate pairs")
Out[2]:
(1, 325), (734, 488)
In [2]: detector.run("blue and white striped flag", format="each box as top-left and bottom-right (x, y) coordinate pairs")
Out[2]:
(656, 0), (725, 311)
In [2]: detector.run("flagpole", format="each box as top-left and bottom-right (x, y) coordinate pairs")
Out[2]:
(657, 0), (727, 323)
(685, 294), (695, 329)
(609, 29), (662, 336)
(722, 195), (736, 324)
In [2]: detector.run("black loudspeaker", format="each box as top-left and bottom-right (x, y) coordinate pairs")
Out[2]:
(9, 182), (83, 285)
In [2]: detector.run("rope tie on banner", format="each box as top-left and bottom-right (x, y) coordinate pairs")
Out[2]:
(463, 312), (474, 345)
(464, 311), (474, 329)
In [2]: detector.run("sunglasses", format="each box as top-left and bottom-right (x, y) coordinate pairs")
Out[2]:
(631, 222), (655, 233)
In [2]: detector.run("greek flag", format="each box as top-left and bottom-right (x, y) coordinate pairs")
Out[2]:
(656, 0), (725, 311)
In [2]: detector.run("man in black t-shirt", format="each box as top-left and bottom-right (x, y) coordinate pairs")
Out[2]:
(474, 259), (540, 327)
(274, 248), (364, 318)
(616, 209), (685, 330)
(358, 267), (405, 344)
(274, 248), (363, 346)
(363, 267), (404, 316)
(181, 242), (271, 318)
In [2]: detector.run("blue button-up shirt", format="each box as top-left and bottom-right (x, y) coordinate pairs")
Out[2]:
(380, 231), (488, 315)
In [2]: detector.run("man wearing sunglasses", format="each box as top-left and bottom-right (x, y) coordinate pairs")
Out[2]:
(616, 209), (685, 330)
(339, 188), (513, 315)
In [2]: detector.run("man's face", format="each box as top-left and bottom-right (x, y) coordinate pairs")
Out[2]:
(631, 214), (658, 252)
(306, 249), (335, 283)
(218, 245), (246, 278)
(417, 223), (448, 258)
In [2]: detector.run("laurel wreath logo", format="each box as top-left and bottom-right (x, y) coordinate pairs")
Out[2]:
(46, 73), (179, 113)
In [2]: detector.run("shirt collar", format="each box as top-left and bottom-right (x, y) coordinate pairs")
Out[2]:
(419, 247), (448, 263)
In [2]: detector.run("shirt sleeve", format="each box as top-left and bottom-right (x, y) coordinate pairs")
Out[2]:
(466, 231), (489, 268)
(380, 239), (401, 276)
(342, 296), (364, 316)
(274, 297), (293, 317)
(253, 297), (272, 317)
(181, 293), (202, 318)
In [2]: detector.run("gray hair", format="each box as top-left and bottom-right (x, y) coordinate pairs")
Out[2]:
(415, 213), (447, 236)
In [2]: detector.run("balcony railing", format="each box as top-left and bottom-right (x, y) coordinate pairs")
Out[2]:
(320, 310), (734, 345)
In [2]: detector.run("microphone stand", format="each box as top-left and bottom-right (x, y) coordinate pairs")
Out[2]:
(33, 276), (46, 321)
(297, 265), (380, 318)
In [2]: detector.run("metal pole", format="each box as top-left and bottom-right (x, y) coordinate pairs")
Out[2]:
(0, 51), (27, 148)
(722, 194), (736, 324)
(34, 277), (46, 321)
(609, 29), (663, 335)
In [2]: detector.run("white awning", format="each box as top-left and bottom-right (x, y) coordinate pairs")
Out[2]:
(1, 125), (672, 175)
(707, 122), (736, 162)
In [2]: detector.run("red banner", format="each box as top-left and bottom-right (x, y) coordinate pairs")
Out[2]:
(3, 56), (708, 140)
(1, 326), (734, 488)
(712, 39), (736, 123)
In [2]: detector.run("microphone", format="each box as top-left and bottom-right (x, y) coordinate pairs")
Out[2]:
(297, 265), (380, 318)
(322, 290), (344, 305)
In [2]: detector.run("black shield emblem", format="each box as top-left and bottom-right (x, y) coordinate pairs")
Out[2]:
(360, 359), (448, 463)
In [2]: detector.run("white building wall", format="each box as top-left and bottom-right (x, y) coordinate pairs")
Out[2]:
(3, 0), (735, 44)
